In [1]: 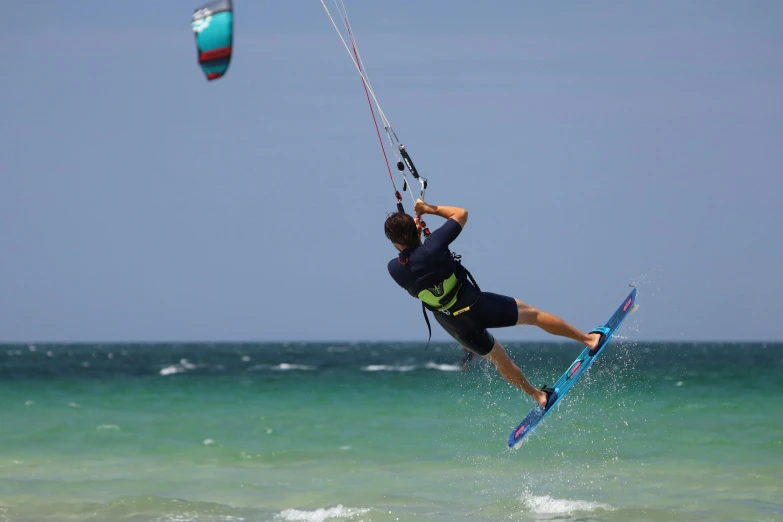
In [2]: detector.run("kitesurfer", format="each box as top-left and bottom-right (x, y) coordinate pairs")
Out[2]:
(385, 199), (603, 410)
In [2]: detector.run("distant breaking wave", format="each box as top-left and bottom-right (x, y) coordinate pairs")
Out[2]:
(362, 362), (463, 372)
(361, 364), (416, 372)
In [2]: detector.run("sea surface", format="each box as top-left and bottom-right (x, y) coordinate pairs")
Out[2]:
(1, 341), (781, 522)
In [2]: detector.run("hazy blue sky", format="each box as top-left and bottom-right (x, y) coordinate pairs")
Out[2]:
(2, 1), (781, 342)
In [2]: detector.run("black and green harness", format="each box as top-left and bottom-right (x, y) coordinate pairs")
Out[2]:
(413, 254), (481, 349)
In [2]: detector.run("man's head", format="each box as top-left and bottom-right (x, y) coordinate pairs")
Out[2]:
(384, 212), (421, 250)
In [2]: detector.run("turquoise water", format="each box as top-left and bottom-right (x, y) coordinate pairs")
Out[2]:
(1, 342), (782, 521)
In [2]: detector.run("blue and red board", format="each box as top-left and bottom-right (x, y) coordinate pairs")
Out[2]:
(508, 287), (638, 448)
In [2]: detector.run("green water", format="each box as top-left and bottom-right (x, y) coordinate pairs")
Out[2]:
(1, 342), (781, 521)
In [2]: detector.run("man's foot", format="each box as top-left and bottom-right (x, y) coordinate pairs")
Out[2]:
(586, 332), (602, 351)
(532, 388), (548, 409)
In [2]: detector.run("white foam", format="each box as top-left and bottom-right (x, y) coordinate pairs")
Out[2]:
(247, 362), (315, 371)
(424, 362), (462, 372)
(160, 359), (198, 376)
(274, 363), (316, 371)
(361, 364), (415, 372)
(276, 505), (370, 522)
(154, 513), (245, 522)
(522, 493), (612, 515)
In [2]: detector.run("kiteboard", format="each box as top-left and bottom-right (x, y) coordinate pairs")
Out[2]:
(508, 286), (638, 448)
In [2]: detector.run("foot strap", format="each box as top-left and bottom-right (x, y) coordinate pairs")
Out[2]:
(588, 326), (611, 357)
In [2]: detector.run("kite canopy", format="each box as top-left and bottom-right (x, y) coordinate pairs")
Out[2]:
(191, 0), (233, 81)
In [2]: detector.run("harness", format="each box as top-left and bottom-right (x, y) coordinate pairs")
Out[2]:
(416, 254), (481, 350)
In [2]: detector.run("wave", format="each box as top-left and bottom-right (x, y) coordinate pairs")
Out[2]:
(159, 358), (198, 376)
(521, 493), (612, 515)
(361, 364), (416, 372)
(276, 504), (370, 521)
(361, 361), (463, 372)
(248, 363), (317, 371)
(424, 361), (462, 372)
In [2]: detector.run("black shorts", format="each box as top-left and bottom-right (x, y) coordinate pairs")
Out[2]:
(433, 286), (518, 356)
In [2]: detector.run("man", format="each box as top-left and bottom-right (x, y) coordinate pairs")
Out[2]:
(385, 199), (602, 410)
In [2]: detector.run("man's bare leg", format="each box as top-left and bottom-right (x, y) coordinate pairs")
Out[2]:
(515, 299), (601, 350)
(481, 339), (549, 409)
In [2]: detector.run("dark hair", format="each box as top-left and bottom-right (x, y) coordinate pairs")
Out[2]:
(384, 212), (419, 247)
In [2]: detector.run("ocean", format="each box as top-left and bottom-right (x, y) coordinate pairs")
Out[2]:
(1, 341), (781, 522)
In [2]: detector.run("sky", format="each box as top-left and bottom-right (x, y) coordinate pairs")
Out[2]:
(1, 1), (781, 343)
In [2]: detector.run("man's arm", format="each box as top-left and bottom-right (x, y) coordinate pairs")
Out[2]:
(413, 200), (468, 228)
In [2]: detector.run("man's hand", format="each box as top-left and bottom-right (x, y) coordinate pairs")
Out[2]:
(414, 199), (468, 228)
(414, 199), (434, 216)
